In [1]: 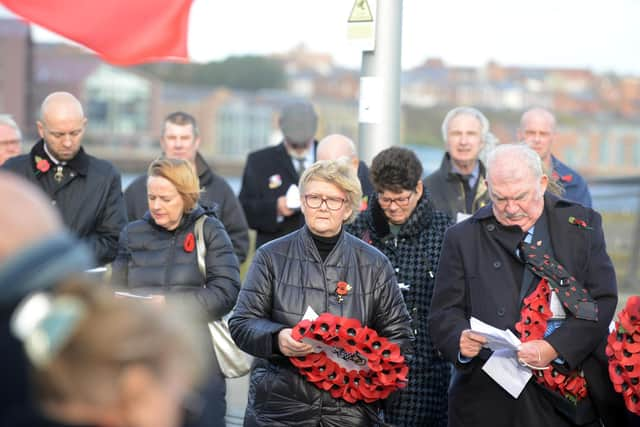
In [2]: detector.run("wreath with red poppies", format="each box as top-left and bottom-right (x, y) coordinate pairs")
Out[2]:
(606, 295), (640, 414)
(515, 278), (588, 404)
(289, 313), (408, 403)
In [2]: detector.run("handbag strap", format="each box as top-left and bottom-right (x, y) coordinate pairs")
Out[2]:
(194, 215), (207, 279)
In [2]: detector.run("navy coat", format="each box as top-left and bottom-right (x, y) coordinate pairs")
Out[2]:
(429, 194), (623, 427)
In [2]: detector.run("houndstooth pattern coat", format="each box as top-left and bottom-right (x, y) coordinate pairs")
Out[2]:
(346, 191), (453, 427)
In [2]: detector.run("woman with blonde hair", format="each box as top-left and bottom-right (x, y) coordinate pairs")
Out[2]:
(112, 157), (240, 426)
(229, 159), (413, 426)
(10, 279), (207, 427)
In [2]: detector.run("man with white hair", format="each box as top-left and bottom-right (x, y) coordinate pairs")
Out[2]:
(423, 106), (491, 222)
(429, 143), (622, 426)
(0, 115), (22, 166)
(518, 107), (592, 207)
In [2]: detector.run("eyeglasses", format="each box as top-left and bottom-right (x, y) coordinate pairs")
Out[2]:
(378, 192), (414, 207)
(304, 194), (346, 211)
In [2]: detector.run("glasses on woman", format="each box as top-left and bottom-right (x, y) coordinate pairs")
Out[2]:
(304, 194), (346, 211)
(377, 192), (414, 208)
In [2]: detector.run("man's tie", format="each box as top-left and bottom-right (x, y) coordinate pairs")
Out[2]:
(457, 174), (474, 213)
(295, 158), (306, 178)
(519, 241), (598, 322)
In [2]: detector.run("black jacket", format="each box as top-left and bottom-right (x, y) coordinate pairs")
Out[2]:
(2, 140), (126, 266)
(239, 141), (317, 249)
(111, 205), (240, 322)
(346, 192), (452, 427)
(123, 153), (249, 263)
(229, 226), (413, 427)
(428, 194), (623, 427)
(423, 152), (489, 220)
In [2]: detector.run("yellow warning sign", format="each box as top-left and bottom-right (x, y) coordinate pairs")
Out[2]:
(348, 0), (373, 23)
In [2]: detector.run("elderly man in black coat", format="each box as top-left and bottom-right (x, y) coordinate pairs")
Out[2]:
(429, 143), (624, 427)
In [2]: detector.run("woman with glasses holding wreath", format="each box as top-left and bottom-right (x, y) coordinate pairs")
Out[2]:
(346, 147), (453, 427)
(229, 159), (413, 426)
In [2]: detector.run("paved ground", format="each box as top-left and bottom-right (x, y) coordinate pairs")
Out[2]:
(225, 375), (250, 426)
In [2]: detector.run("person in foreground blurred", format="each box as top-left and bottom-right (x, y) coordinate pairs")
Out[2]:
(112, 158), (241, 427)
(0, 171), (94, 424)
(346, 147), (452, 426)
(429, 143), (622, 426)
(10, 279), (206, 427)
(229, 159), (413, 426)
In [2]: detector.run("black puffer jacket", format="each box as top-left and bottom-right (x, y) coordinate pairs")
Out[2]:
(228, 226), (413, 427)
(111, 205), (240, 321)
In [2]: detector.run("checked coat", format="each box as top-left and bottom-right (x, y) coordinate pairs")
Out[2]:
(346, 191), (453, 427)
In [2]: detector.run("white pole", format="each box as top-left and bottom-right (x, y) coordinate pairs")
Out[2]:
(358, 0), (403, 164)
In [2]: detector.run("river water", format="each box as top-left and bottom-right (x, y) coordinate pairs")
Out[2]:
(122, 145), (640, 214)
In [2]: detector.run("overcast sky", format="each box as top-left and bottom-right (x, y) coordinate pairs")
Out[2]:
(3, 0), (640, 75)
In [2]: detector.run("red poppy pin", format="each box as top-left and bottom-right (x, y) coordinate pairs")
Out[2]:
(552, 171), (573, 183)
(359, 195), (369, 212)
(336, 281), (352, 303)
(183, 232), (195, 253)
(35, 155), (50, 173)
(568, 216), (592, 230)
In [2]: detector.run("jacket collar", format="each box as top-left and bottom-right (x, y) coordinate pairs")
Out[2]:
(30, 139), (90, 176)
(439, 152), (485, 182)
(471, 192), (576, 255)
(144, 204), (207, 232)
(365, 191), (435, 239)
(276, 140), (319, 181)
(299, 224), (347, 264)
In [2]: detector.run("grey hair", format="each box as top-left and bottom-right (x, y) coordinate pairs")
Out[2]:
(0, 114), (22, 140)
(441, 106), (490, 142)
(486, 143), (544, 182)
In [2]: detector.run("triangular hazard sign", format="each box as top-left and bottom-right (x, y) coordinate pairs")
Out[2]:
(348, 0), (373, 23)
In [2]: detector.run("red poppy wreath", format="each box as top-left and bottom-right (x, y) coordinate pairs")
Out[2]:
(290, 312), (408, 404)
(606, 295), (640, 415)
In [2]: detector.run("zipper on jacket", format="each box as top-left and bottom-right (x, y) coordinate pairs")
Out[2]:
(165, 233), (176, 289)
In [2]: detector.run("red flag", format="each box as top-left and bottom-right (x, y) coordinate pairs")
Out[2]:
(0, 0), (193, 65)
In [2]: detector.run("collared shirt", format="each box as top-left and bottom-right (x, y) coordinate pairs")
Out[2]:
(451, 160), (480, 189)
(289, 147), (314, 173)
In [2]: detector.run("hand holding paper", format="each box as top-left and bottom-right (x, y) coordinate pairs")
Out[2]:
(469, 317), (532, 398)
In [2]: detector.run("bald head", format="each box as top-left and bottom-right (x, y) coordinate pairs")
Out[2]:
(517, 107), (556, 167)
(0, 171), (63, 261)
(316, 134), (359, 174)
(40, 92), (84, 122)
(37, 92), (87, 162)
(317, 134), (357, 161)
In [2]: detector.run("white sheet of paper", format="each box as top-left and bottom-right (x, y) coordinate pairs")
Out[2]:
(302, 305), (319, 321)
(286, 184), (301, 209)
(482, 349), (532, 398)
(114, 291), (154, 300)
(470, 317), (521, 352)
